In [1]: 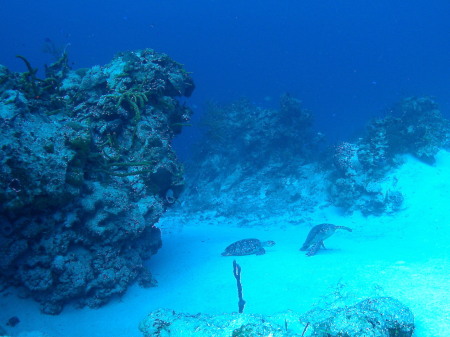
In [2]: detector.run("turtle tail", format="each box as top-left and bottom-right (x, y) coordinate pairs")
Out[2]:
(335, 225), (352, 232)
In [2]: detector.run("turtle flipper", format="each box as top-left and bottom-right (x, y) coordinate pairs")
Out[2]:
(306, 241), (323, 256)
(256, 247), (266, 255)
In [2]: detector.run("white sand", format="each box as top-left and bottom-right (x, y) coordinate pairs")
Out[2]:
(1, 151), (450, 336)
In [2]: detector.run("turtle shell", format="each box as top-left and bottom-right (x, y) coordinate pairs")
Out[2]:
(221, 239), (265, 256)
(301, 223), (336, 250)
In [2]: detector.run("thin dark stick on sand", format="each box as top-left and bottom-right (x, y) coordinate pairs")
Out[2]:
(233, 260), (246, 313)
(301, 322), (310, 336)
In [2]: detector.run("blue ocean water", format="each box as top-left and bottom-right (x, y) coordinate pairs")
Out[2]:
(1, 0), (449, 158)
(1, 1), (450, 336)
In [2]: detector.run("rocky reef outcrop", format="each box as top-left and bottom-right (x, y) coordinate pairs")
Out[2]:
(329, 96), (449, 214)
(180, 95), (326, 225)
(180, 95), (448, 220)
(139, 297), (414, 337)
(199, 94), (316, 169)
(0, 49), (194, 314)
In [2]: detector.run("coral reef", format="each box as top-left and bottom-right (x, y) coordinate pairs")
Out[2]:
(329, 96), (449, 214)
(366, 96), (448, 164)
(139, 297), (414, 337)
(301, 297), (414, 337)
(179, 95), (448, 219)
(199, 94), (315, 169)
(178, 95), (326, 224)
(0, 49), (194, 314)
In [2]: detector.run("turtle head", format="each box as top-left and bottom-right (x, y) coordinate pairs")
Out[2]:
(263, 240), (276, 247)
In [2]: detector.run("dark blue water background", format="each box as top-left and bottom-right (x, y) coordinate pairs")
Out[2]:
(1, 0), (449, 159)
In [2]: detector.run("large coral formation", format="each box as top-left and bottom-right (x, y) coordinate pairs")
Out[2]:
(329, 96), (449, 214)
(0, 49), (194, 314)
(181, 95), (326, 224)
(200, 94), (315, 169)
(181, 95), (448, 220)
(367, 96), (448, 164)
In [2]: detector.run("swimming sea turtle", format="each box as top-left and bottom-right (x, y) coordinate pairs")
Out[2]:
(300, 223), (352, 256)
(221, 239), (276, 256)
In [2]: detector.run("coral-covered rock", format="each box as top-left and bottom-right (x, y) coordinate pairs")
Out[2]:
(182, 94), (446, 218)
(139, 297), (414, 337)
(329, 96), (448, 215)
(199, 94), (316, 169)
(0, 49), (193, 314)
(359, 96), (448, 165)
(179, 95), (326, 223)
(303, 297), (415, 337)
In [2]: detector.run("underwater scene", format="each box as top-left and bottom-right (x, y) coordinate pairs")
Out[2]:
(0, 1), (449, 336)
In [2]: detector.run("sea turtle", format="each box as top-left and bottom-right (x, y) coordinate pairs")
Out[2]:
(300, 223), (352, 256)
(221, 239), (276, 256)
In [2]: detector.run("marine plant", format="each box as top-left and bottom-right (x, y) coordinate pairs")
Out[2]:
(15, 55), (39, 97)
(16, 52), (70, 102)
(117, 90), (149, 123)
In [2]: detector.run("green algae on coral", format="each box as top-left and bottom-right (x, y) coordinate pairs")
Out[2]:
(117, 90), (149, 123)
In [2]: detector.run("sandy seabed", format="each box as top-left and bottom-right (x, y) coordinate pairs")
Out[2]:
(1, 152), (450, 337)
